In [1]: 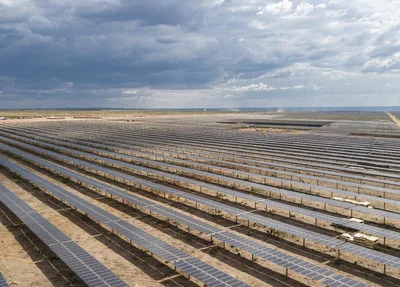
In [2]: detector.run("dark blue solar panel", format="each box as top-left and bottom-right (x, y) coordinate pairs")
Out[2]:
(0, 139), (375, 287)
(0, 273), (7, 287)
(0, 157), (248, 287)
(0, 183), (128, 287)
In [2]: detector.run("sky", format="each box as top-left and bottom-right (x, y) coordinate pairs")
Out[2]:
(1, 0), (400, 109)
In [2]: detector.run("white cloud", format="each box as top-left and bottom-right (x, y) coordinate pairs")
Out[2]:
(231, 82), (304, 92)
(232, 83), (275, 91)
(295, 2), (328, 15)
(122, 90), (137, 94)
(278, 84), (304, 90)
(257, 0), (293, 15)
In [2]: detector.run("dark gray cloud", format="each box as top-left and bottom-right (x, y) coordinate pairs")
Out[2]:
(0, 0), (400, 108)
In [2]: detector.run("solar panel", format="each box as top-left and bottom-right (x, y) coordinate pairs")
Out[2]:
(8, 142), (399, 244)
(0, 184), (128, 287)
(0, 142), (376, 287)
(4, 124), (400, 184)
(51, 241), (128, 287)
(0, 134), (383, 218)
(110, 132), (400, 177)
(174, 257), (249, 287)
(147, 204), (222, 235)
(23, 212), (72, 246)
(212, 231), (336, 281)
(81, 140), (399, 200)
(0, 158), (248, 287)
(100, 129), (400, 170)
(322, 275), (371, 287)
(350, 205), (400, 221)
(10, 129), (399, 216)
(122, 141), (400, 191)
(39, 125), (397, 170)
(0, 273), (7, 287)
(339, 243), (400, 268)
(106, 220), (188, 263)
(1, 133), (400, 272)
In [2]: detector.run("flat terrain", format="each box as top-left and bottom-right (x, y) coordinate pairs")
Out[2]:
(0, 109), (239, 119)
(0, 110), (400, 287)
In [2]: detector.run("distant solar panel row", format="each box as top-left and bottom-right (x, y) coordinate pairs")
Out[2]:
(66, 138), (399, 207)
(40, 125), (400, 170)
(96, 129), (400, 176)
(1, 126), (398, 205)
(0, 144), (371, 287)
(17, 130), (400, 209)
(0, 158), (248, 287)
(119, 129), (400, 167)
(15, 121), (400, 165)
(1, 140), (399, 273)
(2, 132), (400, 227)
(0, 183), (128, 287)
(7, 120), (400, 155)
(4, 123), (393, 186)
(5, 123), (400, 182)
(83, 131), (400, 182)
(55, 133), (398, 200)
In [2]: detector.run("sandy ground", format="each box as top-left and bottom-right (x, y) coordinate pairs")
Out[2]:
(236, 127), (310, 134)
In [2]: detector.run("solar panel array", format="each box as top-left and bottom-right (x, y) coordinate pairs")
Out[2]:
(0, 183), (128, 287)
(63, 135), (398, 200)
(1, 140), (399, 273)
(43, 123), (400, 171)
(2, 131), (400, 225)
(2, 134), (400, 244)
(98, 128), (400, 169)
(6, 121), (400, 182)
(0, 157), (249, 287)
(0, 143), (373, 287)
(102, 138), (400, 190)
(1, 119), (400, 287)
(63, 128), (400, 181)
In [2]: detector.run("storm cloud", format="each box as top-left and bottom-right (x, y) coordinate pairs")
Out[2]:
(0, 0), (399, 108)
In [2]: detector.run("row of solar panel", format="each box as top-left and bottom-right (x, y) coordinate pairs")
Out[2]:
(151, 129), (400, 160)
(62, 132), (398, 201)
(128, 144), (398, 197)
(0, 157), (249, 287)
(9, 132), (400, 239)
(107, 128), (400, 168)
(27, 127), (400, 216)
(64, 136), (400, 211)
(81, 129), (400, 183)
(0, 143), (371, 287)
(2, 139), (399, 273)
(7, 121), (400, 180)
(4, 123), (400, 188)
(23, 129), (400, 212)
(16, 121), (400, 166)
(2, 131), (399, 229)
(0, 183), (128, 287)
(7, 119), (400, 154)
(79, 139), (400, 208)
(88, 127), (400, 177)
(41, 124), (400, 171)
(17, 128), (397, 203)
(149, 142), (400, 187)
